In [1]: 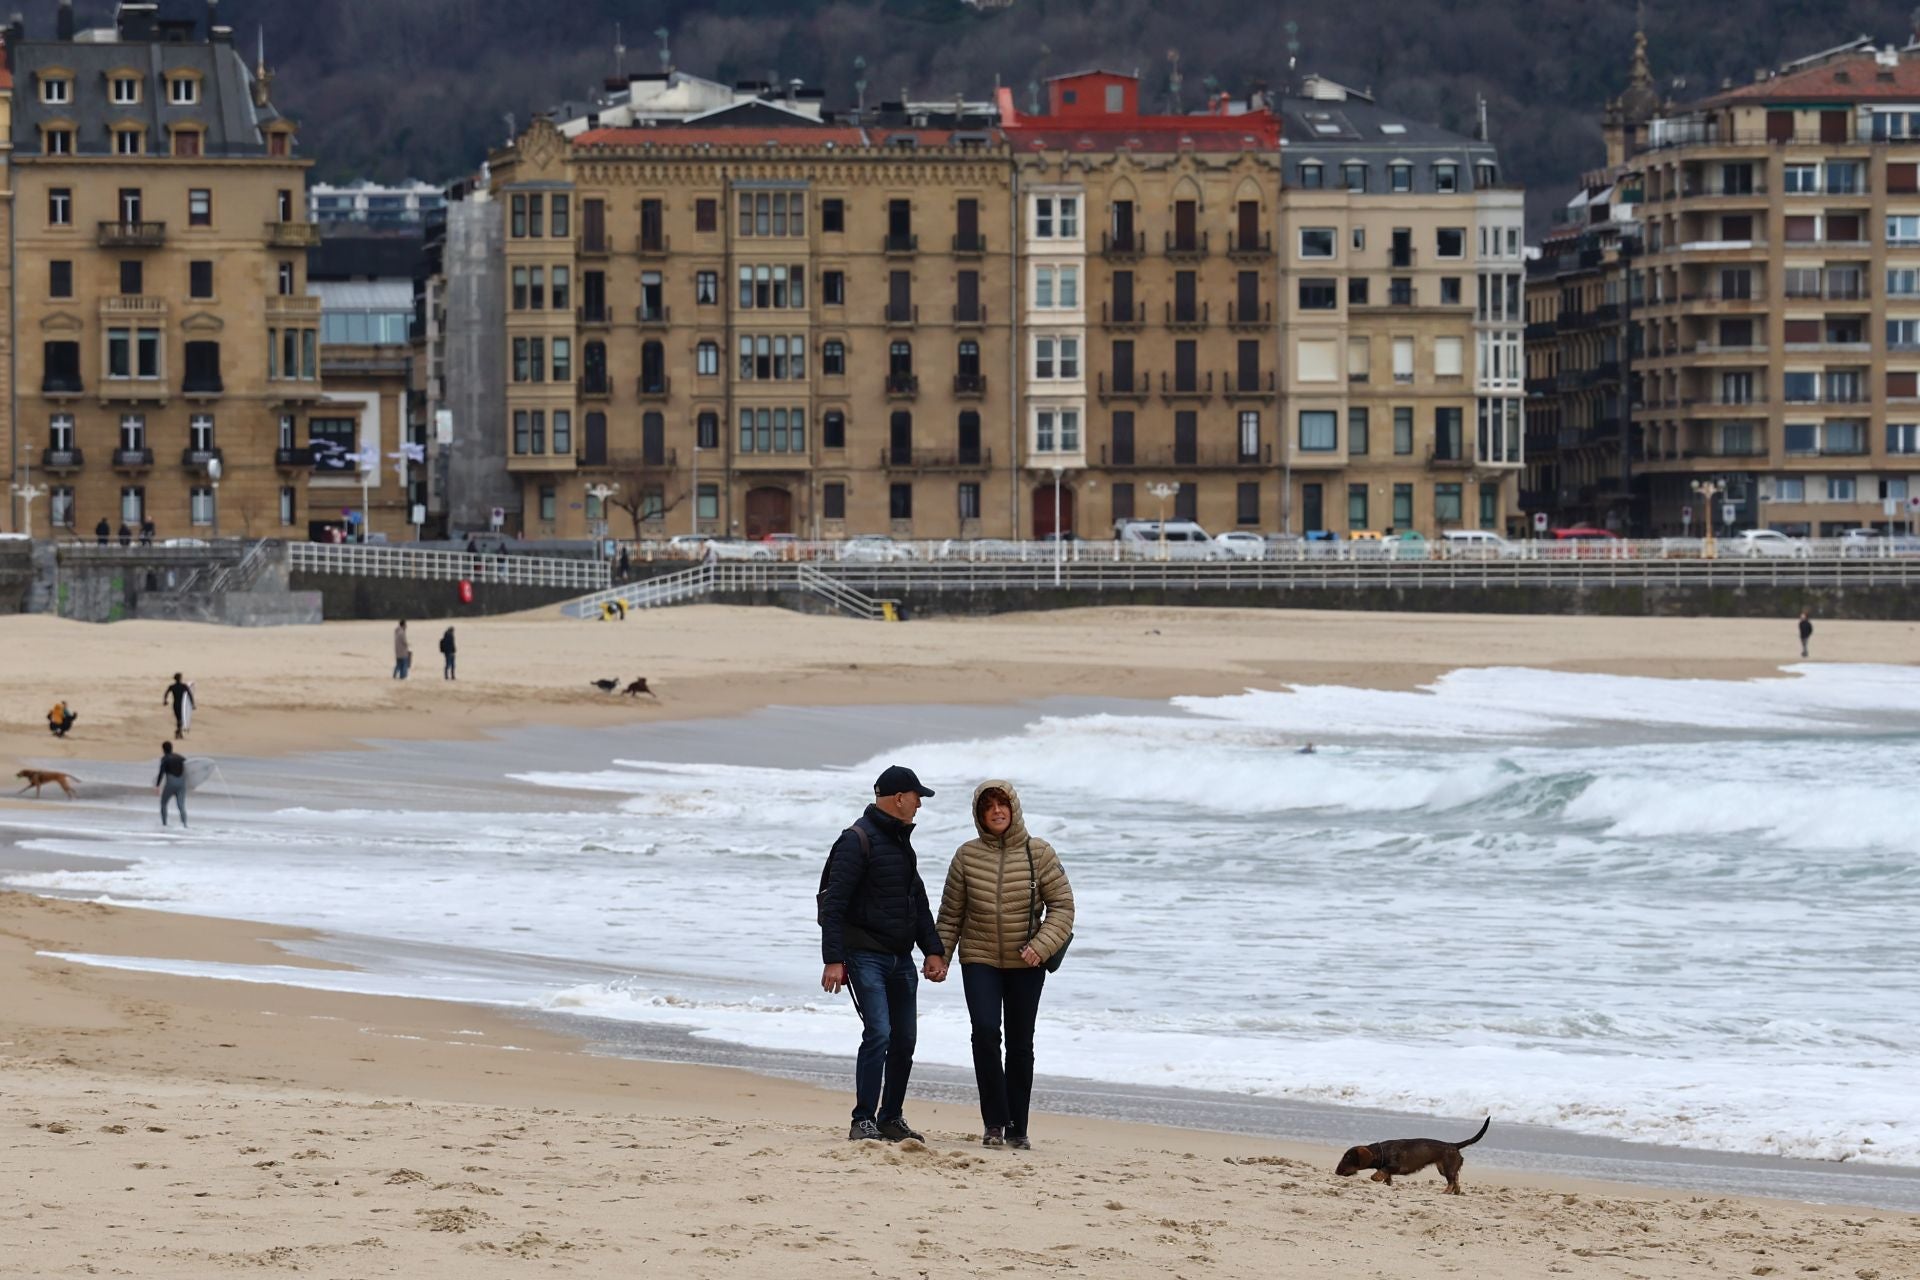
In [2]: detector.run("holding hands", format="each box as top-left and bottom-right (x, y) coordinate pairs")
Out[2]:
(923, 954), (948, 982)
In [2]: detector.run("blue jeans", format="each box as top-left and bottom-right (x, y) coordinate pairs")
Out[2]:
(962, 963), (1046, 1137)
(845, 949), (919, 1125)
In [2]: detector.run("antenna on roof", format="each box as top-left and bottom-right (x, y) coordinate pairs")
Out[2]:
(1166, 47), (1183, 113)
(613, 22), (625, 78)
(655, 27), (670, 74)
(1476, 93), (1489, 141)
(503, 112), (517, 144)
(853, 55), (868, 118)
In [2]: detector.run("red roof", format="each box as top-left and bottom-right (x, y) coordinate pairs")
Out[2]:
(1708, 54), (1920, 105)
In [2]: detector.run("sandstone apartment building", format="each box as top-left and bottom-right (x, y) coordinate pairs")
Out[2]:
(483, 69), (1522, 541)
(1531, 30), (1920, 536)
(2, 0), (335, 540)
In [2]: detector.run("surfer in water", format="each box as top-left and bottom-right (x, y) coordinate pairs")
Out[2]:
(155, 741), (187, 828)
(1297, 743), (1317, 755)
(163, 673), (195, 737)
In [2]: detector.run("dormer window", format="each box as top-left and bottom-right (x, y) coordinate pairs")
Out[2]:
(1434, 163), (1458, 193)
(114, 128), (145, 156)
(40, 74), (71, 105)
(45, 127), (75, 155)
(169, 75), (199, 105)
(111, 75), (141, 105)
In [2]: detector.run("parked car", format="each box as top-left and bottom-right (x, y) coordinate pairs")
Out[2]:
(760, 532), (806, 560)
(835, 534), (916, 563)
(1115, 519), (1223, 561)
(1837, 528), (1900, 557)
(1440, 529), (1520, 560)
(1548, 525), (1625, 560)
(1729, 529), (1810, 559)
(707, 538), (774, 561)
(666, 533), (713, 558)
(1387, 530), (1433, 560)
(936, 538), (1024, 561)
(1214, 531), (1268, 561)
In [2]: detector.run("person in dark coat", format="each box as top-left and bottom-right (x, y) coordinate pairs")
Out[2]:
(95, 517), (111, 546)
(139, 516), (156, 547)
(117, 522), (132, 547)
(439, 627), (457, 680)
(616, 546), (631, 583)
(819, 765), (948, 1143)
(1798, 610), (1814, 659)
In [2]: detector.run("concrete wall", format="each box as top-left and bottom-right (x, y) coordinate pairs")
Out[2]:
(0, 542), (31, 611)
(134, 590), (323, 626)
(443, 197), (515, 533)
(291, 571), (580, 620)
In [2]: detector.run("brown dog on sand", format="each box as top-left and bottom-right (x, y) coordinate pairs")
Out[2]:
(16, 768), (79, 799)
(1335, 1117), (1490, 1194)
(622, 678), (655, 698)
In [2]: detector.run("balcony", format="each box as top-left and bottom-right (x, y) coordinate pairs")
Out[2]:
(635, 304), (671, 327)
(100, 377), (169, 406)
(182, 374), (224, 400)
(885, 372), (920, 398)
(1227, 230), (1272, 258)
(98, 220), (166, 249)
(41, 447), (84, 472)
(1525, 376), (1557, 396)
(952, 303), (988, 326)
(1164, 230), (1209, 259)
(1389, 246), (1417, 268)
(180, 446), (223, 471)
(883, 303), (919, 326)
(578, 235), (611, 258)
(1098, 371), (1152, 400)
(275, 446), (315, 469)
(577, 303), (612, 326)
(952, 232), (987, 255)
(1227, 301), (1271, 329)
(1223, 370), (1277, 398)
(579, 374), (613, 400)
(1165, 300), (1209, 330)
(879, 447), (993, 471)
(636, 233), (671, 257)
(1101, 230), (1146, 259)
(42, 374), (84, 399)
(883, 233), (919, 255)
(1102, 301), (1146, 328)
(265, 220), (322, 248)
(1525, 320), (1558, 340)
(265, 294), (323, 322)
(1160, 370), (1214, 400)
(953, 372), (987, 397)
(112, 447), (155, 471)
(635, 375), (671, 400)
(1098, 443), (1272, 468)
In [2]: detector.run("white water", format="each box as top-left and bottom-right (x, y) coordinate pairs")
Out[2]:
(7, 665), (1919, 1165)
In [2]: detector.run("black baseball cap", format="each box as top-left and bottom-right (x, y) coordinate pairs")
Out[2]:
(873, 765), (934, 798)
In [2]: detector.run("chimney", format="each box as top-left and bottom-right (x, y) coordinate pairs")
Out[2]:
(56, 0), (74, 40)
(206, 0), (218, 39)
(210, 23), (231, 43)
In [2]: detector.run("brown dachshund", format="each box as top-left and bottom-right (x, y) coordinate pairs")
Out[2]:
(1335, 1117), (1490, 1194)
(16, 768), (79, 799)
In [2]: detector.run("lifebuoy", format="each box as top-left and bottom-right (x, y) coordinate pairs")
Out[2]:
(458, 579), (474, 604)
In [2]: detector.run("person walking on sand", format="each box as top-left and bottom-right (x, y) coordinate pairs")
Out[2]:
(1799, 609), (1814, 659)
(155, 741), (188, 828)
(162, 672), (195, 736)
(439, 627), (457, 680)
(936, 780), (1075, 1150)
(818, 765), (948, 1143)
(393, 620), (412, 679)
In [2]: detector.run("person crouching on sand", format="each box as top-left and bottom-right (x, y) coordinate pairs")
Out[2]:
(818, 765), (948, 1143)
(155, 741), (187, 828)
(937, 780), (1075, 1150)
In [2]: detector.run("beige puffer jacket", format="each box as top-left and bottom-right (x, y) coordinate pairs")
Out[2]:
(936, 779), (1075, 969)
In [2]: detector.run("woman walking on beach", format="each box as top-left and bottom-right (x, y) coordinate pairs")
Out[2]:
(937, 780), (1074, 1150)
(439, 627), (457, 680)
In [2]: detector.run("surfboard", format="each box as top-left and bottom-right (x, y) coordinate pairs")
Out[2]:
(182, 757), (216, 792)
(179, 683), (195, 734)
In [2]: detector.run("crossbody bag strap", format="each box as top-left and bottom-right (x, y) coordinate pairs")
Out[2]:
(1025, 838), (1039, 938)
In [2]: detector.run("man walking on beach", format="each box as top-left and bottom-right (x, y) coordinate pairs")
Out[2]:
(393, 620), (412, 679)
(1798, 609), (1814, 659)
(162, 673), (194, 736)
(155, 741), (187, 828)
(819, 765), (947, 1143)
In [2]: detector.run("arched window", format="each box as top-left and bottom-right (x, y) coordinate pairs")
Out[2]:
(823, 339), (846, 375)
(889, 340), (912, 374)
(958, 410), (982, 464)
(957, 340), (980, 376)
(823, 410), (847, 449)
(640, 340), (665, 393)
(696, 411), (719, 450)
(889, 410), (913, 465)
(583, 341), (607, 394)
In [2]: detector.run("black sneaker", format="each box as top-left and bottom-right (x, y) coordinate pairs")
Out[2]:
(1008, 1134), (1032, 1150)
(848, 1119), (884, 1142)
(877, 1117), (923, 1143)
(982, 1127), (1006, 1148)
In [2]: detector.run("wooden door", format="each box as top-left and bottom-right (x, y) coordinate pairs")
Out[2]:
(1032, 485), (1074, 538)
(744, 487), (792, 539)
(583, 412), (607, 465)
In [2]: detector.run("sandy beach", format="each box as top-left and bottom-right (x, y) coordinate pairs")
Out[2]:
(3, 605), (1918, 1277)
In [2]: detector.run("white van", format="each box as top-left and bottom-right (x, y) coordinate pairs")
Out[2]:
(1115, 519), (1221, 561)
(1440, 529), (1519, 560)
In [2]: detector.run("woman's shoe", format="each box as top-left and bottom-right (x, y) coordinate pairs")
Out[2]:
(982, 1127), (1006, 1147)
(1007, 1134), (1032, 1150)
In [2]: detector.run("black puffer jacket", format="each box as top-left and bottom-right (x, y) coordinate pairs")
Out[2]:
(819, 805), (944, 964)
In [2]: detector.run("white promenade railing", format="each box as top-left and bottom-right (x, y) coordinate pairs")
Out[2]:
(290, 541), (609, 591)
(561, 553), (1920, 619)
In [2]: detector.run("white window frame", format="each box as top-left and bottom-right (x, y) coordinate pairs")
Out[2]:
(111, 76), (140, 105)
(40, 76), (69, 105)
(1299, 227), (1336, 259)
(169, 76), (199, 105)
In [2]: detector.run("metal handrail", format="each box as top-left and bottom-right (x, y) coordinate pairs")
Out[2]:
(290, 541), (609, 590)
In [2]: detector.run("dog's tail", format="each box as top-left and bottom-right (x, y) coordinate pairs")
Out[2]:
(1455, 1117), (1491, 1149)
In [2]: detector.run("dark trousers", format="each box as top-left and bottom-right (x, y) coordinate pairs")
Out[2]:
(443, 654), (455, 679)
(845, 949), (918, 1125)
(962, 962), (1046, 1137)
(160, 778), (187, 826)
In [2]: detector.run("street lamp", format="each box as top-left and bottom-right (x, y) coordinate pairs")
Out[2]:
(11, 468), (47, 539)
(1050, 465), (1065, 586)
(1691, 476), (1725, 559)
(585, 482), (619, 548)
(1146, 481), (1179, 562)
(207, 456), (222, 540)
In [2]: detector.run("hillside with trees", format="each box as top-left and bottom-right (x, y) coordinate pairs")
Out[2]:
(23, 0), (1920, 216)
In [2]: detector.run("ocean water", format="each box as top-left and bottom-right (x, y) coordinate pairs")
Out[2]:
(7, 665), (1919, 1168)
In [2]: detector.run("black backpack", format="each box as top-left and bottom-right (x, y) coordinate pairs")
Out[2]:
(816, 823), (872, 927)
